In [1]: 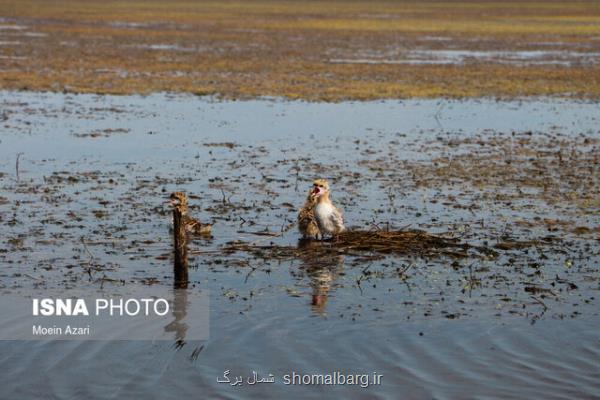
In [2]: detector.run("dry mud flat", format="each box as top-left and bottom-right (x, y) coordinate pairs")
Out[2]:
(0, 92), (599, 398)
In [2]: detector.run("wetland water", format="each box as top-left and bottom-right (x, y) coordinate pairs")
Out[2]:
(0, 92), (599, 399)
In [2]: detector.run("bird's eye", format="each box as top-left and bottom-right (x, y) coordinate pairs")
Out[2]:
(319, 184), (323, 188)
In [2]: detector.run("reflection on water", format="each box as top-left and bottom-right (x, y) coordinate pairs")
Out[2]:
(164, 288), (189, 344)
(297, 240), (345, 315)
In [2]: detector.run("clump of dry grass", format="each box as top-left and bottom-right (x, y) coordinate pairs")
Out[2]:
(336, 229), (470, 256)
(222, 229), (496, 260)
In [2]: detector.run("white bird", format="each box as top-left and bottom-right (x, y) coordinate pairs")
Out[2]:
(311, 178), (345, 239)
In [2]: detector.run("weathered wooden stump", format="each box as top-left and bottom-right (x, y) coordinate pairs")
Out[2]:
(173, 203), (189, 288)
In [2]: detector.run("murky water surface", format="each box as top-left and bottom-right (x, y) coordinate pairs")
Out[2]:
(0, 92), (599, 399)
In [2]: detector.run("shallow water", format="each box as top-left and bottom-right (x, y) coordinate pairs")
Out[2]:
(330, 49), (600, 66)
(0, 92), (599, 399)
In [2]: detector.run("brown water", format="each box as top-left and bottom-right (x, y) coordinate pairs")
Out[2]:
(0, 92), (599, 399)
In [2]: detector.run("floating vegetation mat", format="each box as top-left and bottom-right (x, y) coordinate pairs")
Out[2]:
(220, 229), (497, 261)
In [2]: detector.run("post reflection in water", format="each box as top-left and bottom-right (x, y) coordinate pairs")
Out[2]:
(164, 288), (189, 343)
(296, 240), (345, 315)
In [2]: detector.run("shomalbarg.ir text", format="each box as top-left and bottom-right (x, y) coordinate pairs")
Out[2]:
(283, 371), (382, 388)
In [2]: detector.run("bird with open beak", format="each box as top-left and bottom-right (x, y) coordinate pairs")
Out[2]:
(311, 179), (345, 239)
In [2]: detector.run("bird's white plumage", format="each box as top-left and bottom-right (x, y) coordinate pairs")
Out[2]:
(314, 201), (345, 236)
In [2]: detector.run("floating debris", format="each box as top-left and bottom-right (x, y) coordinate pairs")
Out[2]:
(221, 229), (495, 260)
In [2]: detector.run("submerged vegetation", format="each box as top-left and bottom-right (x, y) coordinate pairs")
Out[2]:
(1, 0), (600, 100)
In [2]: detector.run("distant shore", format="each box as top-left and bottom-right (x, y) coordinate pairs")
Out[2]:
(1, 0), (600, 100)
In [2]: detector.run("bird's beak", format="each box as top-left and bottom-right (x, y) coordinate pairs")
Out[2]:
(312, 187), (320, 196)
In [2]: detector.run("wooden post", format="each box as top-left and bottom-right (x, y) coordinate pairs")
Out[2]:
(173, 206), (189, 288)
